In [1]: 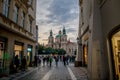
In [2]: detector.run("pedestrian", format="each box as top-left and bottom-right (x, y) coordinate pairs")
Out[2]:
(49, 56), (53, 67)
(63, 55), (66, 66)
(14, 55), (20, 72)
(9, 60), (16, 74)
(21, 56), (27, 71)
(66, 55), (69, 65)
(43, 56), (46, 66)
(55, 56), (59, 67)
(46, 56), (49, 66)
(34, 55), (37, 67)
(38, 56), (41, 66)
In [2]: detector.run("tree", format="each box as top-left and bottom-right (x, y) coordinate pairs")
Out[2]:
(38, 44), (45, 54)
(55, 49), (66, 55)
(38, 44), (66, 55)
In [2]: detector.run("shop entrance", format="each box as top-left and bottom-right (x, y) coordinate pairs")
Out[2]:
(0, 42), (5, 72)
(0, 37), (7, 73)
(27, 45), (32, 66)
(111, 31), (120, 79)
(14, 42), (24, 64)
(83, 44), (88, 66)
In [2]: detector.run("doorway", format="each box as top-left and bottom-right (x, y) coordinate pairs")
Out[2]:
(27, 45), (32, 66)
(111, 31), (120, 79)
(14, 41), (24, 64)
(83, 44), (88, 66)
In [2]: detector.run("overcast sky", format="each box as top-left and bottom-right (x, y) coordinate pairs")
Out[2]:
(36, 0), (79, 45)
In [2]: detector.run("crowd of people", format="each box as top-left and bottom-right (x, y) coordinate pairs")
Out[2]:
(9, 55), (27, 74)
(9, 55), (75, 74)
(36, 55), (76, 67)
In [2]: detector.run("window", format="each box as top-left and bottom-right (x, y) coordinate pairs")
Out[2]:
(3, 0), (10, 17)
(13, 5), (19, 23)
(28, 18), (32, 32)
(29, 0), (32, 5)
(21, 12), (25, 27)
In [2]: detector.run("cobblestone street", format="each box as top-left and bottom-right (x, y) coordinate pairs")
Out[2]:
(0, 61), (88, 80)
(18, 61), (88, 80)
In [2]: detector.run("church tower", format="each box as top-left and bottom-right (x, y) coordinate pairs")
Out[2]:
(48, 30), (54, 48)
(61, 27), (67, 50)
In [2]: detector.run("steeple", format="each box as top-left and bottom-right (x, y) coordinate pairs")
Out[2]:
(59, 30), (61, 35)
(50, 29), (53, 36)
(63, 26), (66, 35)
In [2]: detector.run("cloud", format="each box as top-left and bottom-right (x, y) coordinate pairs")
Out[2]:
(43, 32), (49, 35)
(46, 0), (79, 24)
(36, 0), (79, 44)
(66, 28), (77, 34)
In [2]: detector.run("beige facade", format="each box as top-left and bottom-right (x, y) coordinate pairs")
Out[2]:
(77, 0), (120, 80)
(0, 0), (37, 74)
(66, 41), (77, 56)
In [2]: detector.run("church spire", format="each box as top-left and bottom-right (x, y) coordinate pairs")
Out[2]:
(63, 26), (66, 35)
(50, 29), (53, 36)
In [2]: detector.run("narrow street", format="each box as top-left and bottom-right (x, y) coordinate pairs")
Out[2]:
(17, 61), (88, 80)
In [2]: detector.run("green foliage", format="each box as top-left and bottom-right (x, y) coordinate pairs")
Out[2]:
(38, 44), (66, 55)
(38, 44), (45, 54)
(56, 49), (66, 55)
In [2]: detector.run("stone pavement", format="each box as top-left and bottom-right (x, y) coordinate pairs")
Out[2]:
(0, 67), (38, 80)
(0, 62), (88, 80)
(68, 64), (88, 80)
(19, 62), (88, 80)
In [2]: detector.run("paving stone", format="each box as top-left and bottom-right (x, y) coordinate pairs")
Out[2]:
(0, 62), (88, 80)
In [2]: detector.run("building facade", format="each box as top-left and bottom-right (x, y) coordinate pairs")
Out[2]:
(77, 0), (120, 80)
(48, 27), (77, 56)
(0, 0), (37, 75)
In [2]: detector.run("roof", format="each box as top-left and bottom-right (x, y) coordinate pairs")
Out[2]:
(56, 34), (62, 38)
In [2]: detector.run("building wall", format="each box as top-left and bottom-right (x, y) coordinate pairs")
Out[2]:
(66, 43), (77, 56)
(100, 0), (120, 80)
(78, 0), (120, 80)
(0, 0), (37, 74)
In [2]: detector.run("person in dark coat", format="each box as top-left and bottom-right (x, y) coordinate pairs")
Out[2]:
(21, 56), (27, 71)
(34, 55), (37, 67)
(63, 55), (66, 66)
(14, 55), (19, 72)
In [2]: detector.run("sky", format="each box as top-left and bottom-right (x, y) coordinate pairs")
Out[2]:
(36, 0), (79, 45)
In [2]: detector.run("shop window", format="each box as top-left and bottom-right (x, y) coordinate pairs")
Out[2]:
(0, 41), (7, 72)
(27, 45), (32, 66)
(111, 31), (120, 79)
(83, 45), (88, 66)
(14, 42), (24, 64)
(0, 42), (4, 69)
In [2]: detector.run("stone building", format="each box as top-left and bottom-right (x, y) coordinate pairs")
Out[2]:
(48, 27), (77, 56)
(0, 0), (37, 75)
(77, 0), (120, 80)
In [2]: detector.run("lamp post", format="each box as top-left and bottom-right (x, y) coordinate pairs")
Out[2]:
(74, 37), (82, 67)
